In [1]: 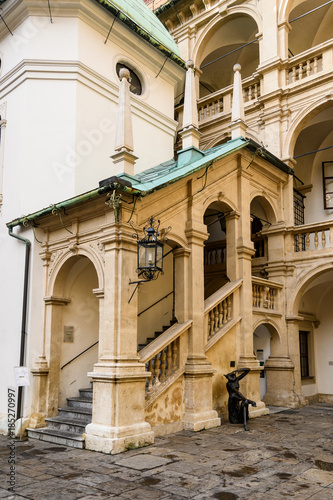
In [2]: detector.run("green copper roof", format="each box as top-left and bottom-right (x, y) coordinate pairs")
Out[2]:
(7, 138), (293, 229)
(96, 0), (182, 61)
(127, 136), (295, 193)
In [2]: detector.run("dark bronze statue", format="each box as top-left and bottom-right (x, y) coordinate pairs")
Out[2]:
(224, 368), (257, 431)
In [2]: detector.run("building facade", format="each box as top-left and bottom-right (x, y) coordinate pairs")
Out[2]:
(0, 0), (332, 453)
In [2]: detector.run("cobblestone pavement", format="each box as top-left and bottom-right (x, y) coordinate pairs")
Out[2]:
(0, 404), (332, 500)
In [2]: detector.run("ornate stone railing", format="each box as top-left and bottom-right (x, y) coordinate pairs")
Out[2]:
(204, 279), (242, 342)
(197, 75), (262, 123)
(291, 221), (332, 253)
(286, 54), (323, 84)
(204, 240), (226, 267)
(139, 320), (192, 393)
(252, 277), (282, 311)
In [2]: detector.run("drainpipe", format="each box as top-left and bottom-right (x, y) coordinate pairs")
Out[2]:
(8, 226), (31, 420)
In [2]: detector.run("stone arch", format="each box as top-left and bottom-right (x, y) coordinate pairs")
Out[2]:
(193, 9), (260, 97)
(278, 0), (294, 24)
(287, 262), (333, 317)
(253, 318), (282, 354)
(282, 95), (333, 159)
(44, 251), (101, 415)
(202, 194), (237, 215)
(48, 245), (104, 298)
(250, 192), (278, 224)
(193, 7), (261, 66)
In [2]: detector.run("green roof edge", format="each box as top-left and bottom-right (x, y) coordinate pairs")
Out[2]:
(95, 0), (186, 69)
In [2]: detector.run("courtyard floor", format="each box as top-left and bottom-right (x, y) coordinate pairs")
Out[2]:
(0, 404), (332, 499)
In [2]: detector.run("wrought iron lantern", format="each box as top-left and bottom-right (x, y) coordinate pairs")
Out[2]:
(130, 217), (169, 285)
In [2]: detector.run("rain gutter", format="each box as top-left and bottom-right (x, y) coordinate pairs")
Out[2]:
(8, 226), (31, 420)
(7, 182), (144, 229)
(153, 0), (183, 16)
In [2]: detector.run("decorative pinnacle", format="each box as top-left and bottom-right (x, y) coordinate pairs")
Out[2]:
(233, 64), (241, 73)
(119, 67), (130, 81)
(186, 60), (194, 70)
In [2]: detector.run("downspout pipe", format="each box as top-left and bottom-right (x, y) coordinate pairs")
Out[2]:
(8, 226), (31, 420)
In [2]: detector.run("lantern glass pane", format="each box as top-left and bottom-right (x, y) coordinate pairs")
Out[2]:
(156, 244), (163, 270)
(138, 244), (147, 268)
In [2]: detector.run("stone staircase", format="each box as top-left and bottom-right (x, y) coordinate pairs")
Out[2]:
(138, 320), (177, 351)
(27, 385), (92, 449)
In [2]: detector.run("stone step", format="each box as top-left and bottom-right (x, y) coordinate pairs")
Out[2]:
(45, 417), (88, 434)
(27, 428), (85, 449)
(67, 397), (93, 409)
(79, 388), (93, 400)
(58, 406), (92, 422)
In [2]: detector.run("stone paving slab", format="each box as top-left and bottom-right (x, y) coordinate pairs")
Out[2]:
(0, 404), (332, 499)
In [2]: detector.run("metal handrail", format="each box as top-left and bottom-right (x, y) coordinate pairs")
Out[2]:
(138, 291), (173, 317)
(60, 341), (99, 370)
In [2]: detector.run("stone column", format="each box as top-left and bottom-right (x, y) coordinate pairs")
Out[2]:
(235, 161), (268, 417)
(173, 247), (191, 323)
(285, 317), (306, 406)
(85, 222), (154, 454)
(29, 247), (51, 428)
(183, 221), (220, 431)
(225, 211), (240, 282)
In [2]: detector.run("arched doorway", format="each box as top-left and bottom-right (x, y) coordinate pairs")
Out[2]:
(253, 324), (271, 399)
(51, 255), (99, 408)
(204, 201), (233, 299)
(250, 196), (276, 277)
(294, 269), (333, 403)
(292, 103), (333, 226)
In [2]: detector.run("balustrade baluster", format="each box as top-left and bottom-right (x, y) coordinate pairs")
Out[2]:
(306, 233), (310, 250)
(306, 59), (311, 77)
(154, 354), (161, 387)
(210, 309), (215, 336)
(218, 301), (223, 328)
(298, 63), (303, 80)
(248, 85), (252, 101)
(223, 299), (227, 323)
(315, 231), (319, 249)
(166, 344), (172, 375)
(322, 230), (326, 248)
(254, 83), (258, 99)
(227, 296), (231, 320)
(160, 349), (166, 381)
(172, 341), (178, 369)
(292, 66), (297, 83)
(256, 285), (260, 307)
(314, 56), (318, 73)
(214, 306), (219, 332)
(147, 359), (153, 392)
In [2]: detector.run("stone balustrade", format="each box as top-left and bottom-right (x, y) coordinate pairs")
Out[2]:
(252, 278), (282, 311)
(204, 279), (242, 342)
(139, 320), (192, 394)
(292, 222), (332, 253)
(287, 54), (323, 84)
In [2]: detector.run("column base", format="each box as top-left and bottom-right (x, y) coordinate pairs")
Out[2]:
(248, 401), (270, 419)
(183, 410), (221, 431)
(85, 422), (154, 455)
(28, 413), (46, 429)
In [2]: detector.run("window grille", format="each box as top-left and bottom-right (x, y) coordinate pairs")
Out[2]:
(294, 189), (305, 251)
(299, 331), (309, 378)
